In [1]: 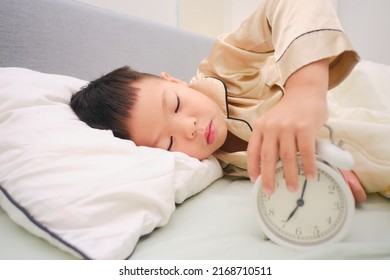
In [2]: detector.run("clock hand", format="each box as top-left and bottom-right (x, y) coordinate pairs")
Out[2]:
(286, 204), (299, 222)
(300, 179), (308, 199)
(285, 179), (308, 222)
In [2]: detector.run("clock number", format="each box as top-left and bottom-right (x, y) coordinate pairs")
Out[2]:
(262, 194), (271, 201)
(326, 216), (332, 225)
(313, 226), (320, 235)
(295, 227), (302, 236)
(328, 184), (336, 195)
(298, 167), (305, 176)
(333, 202), (340, 211)
(268, 208), (275, 217)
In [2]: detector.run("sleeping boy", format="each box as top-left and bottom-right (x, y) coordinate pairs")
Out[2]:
(70, 0), (390, 202)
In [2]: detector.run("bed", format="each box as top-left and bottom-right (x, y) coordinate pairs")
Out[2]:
(1, 0), (389, 260)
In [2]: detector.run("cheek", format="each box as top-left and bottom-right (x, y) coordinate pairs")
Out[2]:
(127, 118), (159, 148)
(215, 117), (228, 145)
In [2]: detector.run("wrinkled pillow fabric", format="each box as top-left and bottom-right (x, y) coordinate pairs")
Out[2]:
(0, 67), (223, 259)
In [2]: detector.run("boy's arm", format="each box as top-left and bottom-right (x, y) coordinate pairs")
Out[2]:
(247, 58), (329, 193)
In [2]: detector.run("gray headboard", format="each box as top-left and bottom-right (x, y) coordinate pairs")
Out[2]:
(0, 0), (214, 81)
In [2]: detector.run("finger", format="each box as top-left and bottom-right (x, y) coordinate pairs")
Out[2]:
(247, 129), (262, 183)
(348, 179), (367, 203)
(296, 130), (316, 180)
(279, 133), (299, 192)
(260, 133), (278, 195)
(340, 170), (367, 203)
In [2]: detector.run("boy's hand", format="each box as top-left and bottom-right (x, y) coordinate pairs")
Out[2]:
(247, 59), (329, 195)
(340, 170), (367, 203)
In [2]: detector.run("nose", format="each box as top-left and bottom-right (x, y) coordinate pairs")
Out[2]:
(175, 116), (197, 139)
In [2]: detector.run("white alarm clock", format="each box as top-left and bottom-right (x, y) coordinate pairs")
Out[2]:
(252, 139), (355, 250)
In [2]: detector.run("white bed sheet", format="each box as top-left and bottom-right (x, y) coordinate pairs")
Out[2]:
(131, 178), (390, 259)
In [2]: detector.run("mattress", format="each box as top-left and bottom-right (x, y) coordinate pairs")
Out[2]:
(1, 176), (389, 259)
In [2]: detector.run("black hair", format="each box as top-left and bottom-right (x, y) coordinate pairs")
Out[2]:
(70, 66), (158, 140)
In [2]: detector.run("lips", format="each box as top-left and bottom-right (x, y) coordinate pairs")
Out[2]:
(205, 121), (216, 145)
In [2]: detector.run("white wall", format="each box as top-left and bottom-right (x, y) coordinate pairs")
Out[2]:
(178, 0), (226, 38)
(179, 0), (261, 37)
(337, 0), (390, 64)
(222, 0), (261, 34)
(78, 0), (261, 37)
(78, 0), (179, 27)
(77, 0), (390, 64)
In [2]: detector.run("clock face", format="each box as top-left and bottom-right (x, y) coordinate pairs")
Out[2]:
(255, 161), (352, 249)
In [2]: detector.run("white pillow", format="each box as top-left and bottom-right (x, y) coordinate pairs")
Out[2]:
(0, 67), (223, 259)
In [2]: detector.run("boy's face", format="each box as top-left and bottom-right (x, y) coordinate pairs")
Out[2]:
(127, 73), (228, 160)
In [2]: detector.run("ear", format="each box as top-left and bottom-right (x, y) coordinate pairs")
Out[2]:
(160, 72), (187, 85)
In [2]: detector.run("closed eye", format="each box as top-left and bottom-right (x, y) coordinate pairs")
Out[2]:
(167, 94), (179, 151)
(167, 136), (173, 151)
(175, 94), (180, 113)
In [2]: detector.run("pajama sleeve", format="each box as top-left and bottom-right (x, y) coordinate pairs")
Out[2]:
(196, 0), (359, 93)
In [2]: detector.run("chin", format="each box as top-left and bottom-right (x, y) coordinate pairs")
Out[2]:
(196, 154), (210, 160)
(196, 151), (213, 161)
